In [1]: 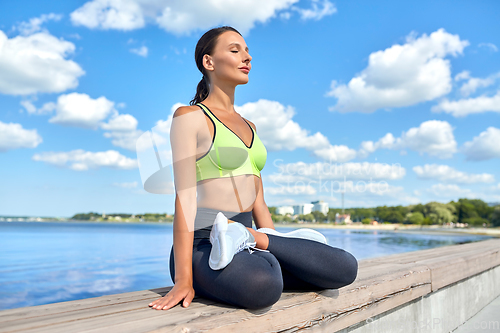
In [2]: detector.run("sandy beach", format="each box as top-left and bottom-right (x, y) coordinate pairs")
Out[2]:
(274, 222), (500, 237)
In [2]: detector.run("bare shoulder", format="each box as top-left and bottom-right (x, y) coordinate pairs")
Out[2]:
(243, 117), (257, 131)
(173, 104), (202, 118)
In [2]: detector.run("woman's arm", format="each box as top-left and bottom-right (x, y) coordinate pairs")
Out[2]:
(149, 106), (203, 310)
(252, 175), (276, 230)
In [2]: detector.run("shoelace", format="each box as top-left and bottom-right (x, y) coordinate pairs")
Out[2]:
(247, 246), (270, 254)
(234, 240), (270, 255)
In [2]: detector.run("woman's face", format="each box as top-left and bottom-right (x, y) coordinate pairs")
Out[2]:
(205, 31), (252, 86)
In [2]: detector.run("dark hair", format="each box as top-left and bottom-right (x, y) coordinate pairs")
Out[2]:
(189, 26), (242, 105)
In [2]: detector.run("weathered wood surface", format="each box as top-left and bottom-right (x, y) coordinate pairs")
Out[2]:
(1, 238), (499, 333)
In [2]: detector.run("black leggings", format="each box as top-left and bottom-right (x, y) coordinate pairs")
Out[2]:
(169, 207), (358, 309)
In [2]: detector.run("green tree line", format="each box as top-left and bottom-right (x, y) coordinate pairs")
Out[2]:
(71, 198), (500, 227)
(271, 198), (500, 227)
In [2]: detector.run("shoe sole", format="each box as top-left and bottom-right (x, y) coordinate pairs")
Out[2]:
(209, 213), (230, 270)
(260, 228), (328, 244)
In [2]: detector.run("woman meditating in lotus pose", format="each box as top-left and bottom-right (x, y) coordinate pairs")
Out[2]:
(148, 26), (358, 311)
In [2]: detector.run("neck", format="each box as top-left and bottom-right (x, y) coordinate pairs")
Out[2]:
(204, 80), (236, 115)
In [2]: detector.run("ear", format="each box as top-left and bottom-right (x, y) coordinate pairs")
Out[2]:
(203, 54), (214, 72)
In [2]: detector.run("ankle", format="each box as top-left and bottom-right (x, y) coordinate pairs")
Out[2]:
(247, 228), (269, 250)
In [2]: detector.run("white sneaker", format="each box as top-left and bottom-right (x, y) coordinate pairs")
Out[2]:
(209, 212), (258, 270)
(256, 227), (328, 245)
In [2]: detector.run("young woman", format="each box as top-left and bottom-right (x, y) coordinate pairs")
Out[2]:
(148, 26), (358, 311)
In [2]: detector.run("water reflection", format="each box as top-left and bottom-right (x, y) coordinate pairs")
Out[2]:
(274, 227), (492, 261)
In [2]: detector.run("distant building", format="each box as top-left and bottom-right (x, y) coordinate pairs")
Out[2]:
(293, 204), (314, 215)
(276, 206), (294, 215)
(335, 213), (352, 224)
(311, 200), (329, 215)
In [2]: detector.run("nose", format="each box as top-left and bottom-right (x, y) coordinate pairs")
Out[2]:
(244, 51), (252, 63)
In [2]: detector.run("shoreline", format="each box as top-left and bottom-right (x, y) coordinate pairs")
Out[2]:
(274, 222), (500, 237)
(3, 219), (499, 237)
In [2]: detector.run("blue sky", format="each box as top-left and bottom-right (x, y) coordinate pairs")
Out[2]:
(1, 0), (499, 217)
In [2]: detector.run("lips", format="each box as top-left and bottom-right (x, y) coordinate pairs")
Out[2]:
(239, 66), (250, 72)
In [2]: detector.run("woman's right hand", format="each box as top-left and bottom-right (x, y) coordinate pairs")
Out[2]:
(148, 280), (195, 310)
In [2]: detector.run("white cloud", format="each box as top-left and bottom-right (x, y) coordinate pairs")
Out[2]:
(280, 11), (292, 20)
(70, 0), (303, 36)
(265, 177), (411, 200)
(291, 0), (337, 21)
(112, 181), (138, 188)
(0, 121), (43, 152)
(100, 112), (138, 131)
(236, 99), (357, 162)
(70, 0), (145, 31)
(20, 99), (56, 115)
(462, 127), (500, 161)
(359, 120), (457, 158)
(130, 46), (148, 57)
(478, 43), (498, 52)
(32, 149), (137, 170)
(427, 183), (474, 198)
(15, 13), (63, 35)
(21, 92), (142, 151)
(432, 90), (500, 117)
(48, 93), (116, 129)
(413, 164), (495, 184)
(453, 70), (500, 97)
(263, 161), (414, 206)
(68, 33), (82, 40)
(0, 30), (85, 95)
(103, 129), (144, 151)
(100, 110), (143, 151)
(270, 161), (406, 182)
(326, 28), (469, 113)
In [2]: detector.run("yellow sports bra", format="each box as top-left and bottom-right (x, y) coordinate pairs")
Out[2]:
(195, 102), (267, 182)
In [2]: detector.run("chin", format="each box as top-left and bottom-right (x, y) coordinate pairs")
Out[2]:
(238, 77), (250, 85)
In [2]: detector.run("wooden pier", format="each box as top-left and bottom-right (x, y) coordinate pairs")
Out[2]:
(1, 238), (499, 333)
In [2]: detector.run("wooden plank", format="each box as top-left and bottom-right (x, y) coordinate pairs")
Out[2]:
(40, 264), (430, 333)
(148, 264), (431, 333)
(425, 246), (500, 291)
(0, 287), (172, 323)
(1, 239), (499, 333)
(362, 239), (500, 265)
(0, 290), (304, 333)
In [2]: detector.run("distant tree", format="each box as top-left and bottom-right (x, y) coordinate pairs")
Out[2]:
(268, 206), (277, 215)
(311, 211), (327, 222)
(410, 204), (426, 216)
(453, 198), (493, 224)
(361, 218), (371, 225)
(491, 206), (500, 227)
(407, 212), (424, 225)
(272, 214), (284, 222)
(421, 217), (432, 225)
(425, 202), (455, 224)
(71, 212), (100, 220)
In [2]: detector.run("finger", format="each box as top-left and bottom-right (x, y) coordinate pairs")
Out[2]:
(149, 297), (163, 306)
(183, 292), (195, 307)
(149, 296), (163, 307)
(151, 295), (171, 309)
(160, 297), (181, 310)
(154, 293), (180, 310)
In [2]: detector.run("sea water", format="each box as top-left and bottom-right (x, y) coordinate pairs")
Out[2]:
(0, 221), (492, 310)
